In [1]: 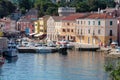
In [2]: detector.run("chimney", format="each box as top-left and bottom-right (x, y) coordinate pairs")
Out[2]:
(98, 8), (100, 14)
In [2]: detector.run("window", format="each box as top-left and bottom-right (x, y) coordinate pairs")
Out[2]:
(93, 30), (95, 35)
(35, 24), (37, 26)
(67, 23), (70, 26)
(1, 24), (3, 27)
(98, 21), (101, 25)
(71, 29), (73, 32)
(63, 29), (66, 32)
(88, 29), (90, 34)
(98, 29), (101, 34)
(77, 21), (79, 24)
(81, 21), (82, 24)
(93, 21), (95, 25)
(88, 21), (90, 25)
(77, 29), (79, 34)
(109, 38), (112, 45)
(110, 21), (113, 26)
(88, 37), (90, 44)
(67, 29), (70, 32)
(81, 29), (82, 35)
(110, 30), (112, 36)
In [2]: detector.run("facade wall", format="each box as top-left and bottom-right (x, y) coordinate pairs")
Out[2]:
(118, 19), (120, 45)
(47, 17), (56, 41)
(39, 18), (44, 35)
(34, 21), (39, 34)
(76, 18), (117, 46)
(17, 21), (31, 35)
(55, 21), (62, 40)
(61, 20), (76, 41)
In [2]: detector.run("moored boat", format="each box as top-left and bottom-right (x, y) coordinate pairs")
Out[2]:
(56, 40), (74, 49)
(0, 56), (5, 65)
(17, 44), (58, 53)
(58, 44), (67, 53)
(3, 40), (18, 57)
(35, 45), (58, 53)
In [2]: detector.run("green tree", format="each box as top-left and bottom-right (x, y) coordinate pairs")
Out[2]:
(18, 0), (33, 14)
(0, 0), (16, 18)
(46, 7), (58, 15)
(34, 0), (58, 17)
(33, 0), (116, 16)
(105, 62), (120, 80)
(76, 1), (89, 12)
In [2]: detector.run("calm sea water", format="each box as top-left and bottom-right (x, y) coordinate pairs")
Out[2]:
(0, 50), (110, 80)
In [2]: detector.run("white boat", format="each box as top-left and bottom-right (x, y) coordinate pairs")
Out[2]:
(35, 45), (58, 53)
(56, 40), (74, 49)
(3, 40), (18, 57)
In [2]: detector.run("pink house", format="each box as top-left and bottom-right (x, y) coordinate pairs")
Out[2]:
(0, 18), (11, 31)
(16, 17), (37, 35)
(16, 8), (38, 36)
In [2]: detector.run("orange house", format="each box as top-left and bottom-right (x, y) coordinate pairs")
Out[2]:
(61, 13), (87, 42)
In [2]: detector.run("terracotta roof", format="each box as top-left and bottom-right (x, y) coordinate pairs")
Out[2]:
(105, 8), (116, 13)
(86, 13), (114, 19)
(62, 13), (88, 20)
(25, 8), (38, 16)
(18, 18), (32, 22)
(52, 16), (65, 21)
(0, 18), (11, 23)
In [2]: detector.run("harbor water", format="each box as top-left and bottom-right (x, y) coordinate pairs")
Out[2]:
(0, 50), (110, 80)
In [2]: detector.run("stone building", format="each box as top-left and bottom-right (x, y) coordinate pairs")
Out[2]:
(76, 13), (117, 46)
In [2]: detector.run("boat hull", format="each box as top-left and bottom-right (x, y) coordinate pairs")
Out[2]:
(58, 47), (67, 53)
(78, 47), (100, 51)
(17, 48), (36, 53)
(3, 50), (18, 57)
(17, 46), (58, 53)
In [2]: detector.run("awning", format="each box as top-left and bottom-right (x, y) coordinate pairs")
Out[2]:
(111, 41), (118, 45)
(29, 33), (37, 36)
(34, 34), (42, 37)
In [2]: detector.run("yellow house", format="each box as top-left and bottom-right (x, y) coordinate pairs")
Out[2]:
(34, 20), (39, 34)
(76, 13), (117, 46)
(0, 31), (3, 37)
(34, 15), (50, 38)
(39, 15), (50, 35)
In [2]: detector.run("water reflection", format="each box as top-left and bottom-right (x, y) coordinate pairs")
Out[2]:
(104, 56), (120, 68)
(0, 50), (112, 80)
(5, 56), (18, 63)
(59, 51), (68, 56)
